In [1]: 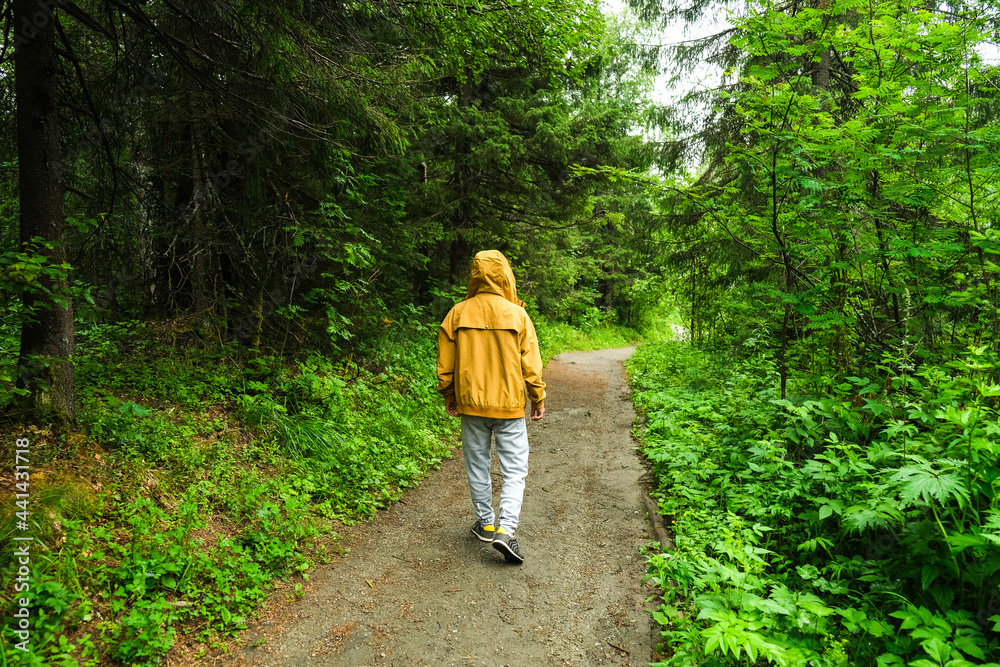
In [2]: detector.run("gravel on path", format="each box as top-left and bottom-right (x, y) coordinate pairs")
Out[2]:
(230, 346), (659, 667)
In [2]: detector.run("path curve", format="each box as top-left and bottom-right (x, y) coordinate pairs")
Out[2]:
(233, 347), (656, 666)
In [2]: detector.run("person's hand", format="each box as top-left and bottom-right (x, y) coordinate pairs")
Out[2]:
(446, 401), (459, 418)
(530, 405), (545, 421)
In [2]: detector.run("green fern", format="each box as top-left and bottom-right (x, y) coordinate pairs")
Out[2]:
(889, 458), (970, 509)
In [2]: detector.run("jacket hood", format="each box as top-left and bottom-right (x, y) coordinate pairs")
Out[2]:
(466, 250), (525, 307)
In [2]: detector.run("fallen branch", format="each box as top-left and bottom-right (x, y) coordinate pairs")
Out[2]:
(606, 640), (629, 655)
(642, 492), (675, 551)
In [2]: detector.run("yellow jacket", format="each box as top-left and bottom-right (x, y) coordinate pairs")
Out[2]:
(436, 250), (546, 419)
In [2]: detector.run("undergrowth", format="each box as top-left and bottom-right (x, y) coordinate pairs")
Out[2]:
(0, 320), (455, 666)
(534, 315), (641, 363)
(0, 314), (622, 665)
(629, 341), (1000, 666)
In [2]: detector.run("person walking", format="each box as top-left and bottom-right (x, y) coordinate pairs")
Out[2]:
(436, 250), (546, 564)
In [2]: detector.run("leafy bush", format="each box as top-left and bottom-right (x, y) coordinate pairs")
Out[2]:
(630, 341), (1000, 666)
(1, 323), (458, 665)
(534, 315), (641, 362)
(86, 400), (179, 458)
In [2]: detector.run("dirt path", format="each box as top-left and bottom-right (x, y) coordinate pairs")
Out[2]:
(232, 347), (657, 666)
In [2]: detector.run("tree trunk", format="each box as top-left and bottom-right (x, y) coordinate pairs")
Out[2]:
(448, 71), (476, 284)
(690, 257), (696, 346)
(449, 237), (472, 283)
(811, 46), (831, 91)
(14, 0), (75, 422)
(187, 110), (221, 342)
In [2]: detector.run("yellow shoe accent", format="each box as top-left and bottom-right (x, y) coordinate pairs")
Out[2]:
(496, 527), (508, 535)
(472, 521), (496, 542)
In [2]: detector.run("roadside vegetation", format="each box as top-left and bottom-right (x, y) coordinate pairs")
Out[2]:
(625, 0), (1000, 661)
(631, 341), (1000, 665)
(0, 315), (632, 666)
(0, 318), (452, 665)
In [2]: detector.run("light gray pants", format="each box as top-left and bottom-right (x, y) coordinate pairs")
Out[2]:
(460, 414), (529, 534)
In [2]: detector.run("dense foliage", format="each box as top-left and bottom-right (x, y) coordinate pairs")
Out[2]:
(0, 0), (665, 420)
(0, 321), (454, 665)
(631, 342), (1000, 665)
(628, 0), (1000, 662)
(646, 0), (1000, 377)
(0, 1), (658, 663)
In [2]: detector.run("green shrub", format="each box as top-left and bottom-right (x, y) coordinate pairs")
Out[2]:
(1, 324), (458, 665)
(630, 342), (1000, 666)
(534, 315), (641, 362)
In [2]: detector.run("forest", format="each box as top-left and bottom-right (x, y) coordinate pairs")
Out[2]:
(1, 0), (999, 665)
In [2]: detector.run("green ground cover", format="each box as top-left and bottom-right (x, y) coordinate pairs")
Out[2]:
(0, 320), (455, 666)
(534, 315), (642, 363)
(0, 319), (631, 666)
(629, 341), (1000, 666)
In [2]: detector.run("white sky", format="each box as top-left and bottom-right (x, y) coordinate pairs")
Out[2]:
(598, 0), (1000, 104)
(599, 0), (728, 106)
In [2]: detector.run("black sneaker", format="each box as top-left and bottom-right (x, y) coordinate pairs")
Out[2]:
(492, 527), (524, 564)
(471, 520), (495, 543)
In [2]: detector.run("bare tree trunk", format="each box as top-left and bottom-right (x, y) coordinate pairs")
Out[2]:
(769, 143), (791, 400)
(448, 70), (475, 284)
(188, 111), (219, 341)
(449, 237), (472, 283)
(14, 0), (75, 422)
(690, 257), (696, 346)
(779, 302), (790, 399)
(811, 47), (831, 91)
